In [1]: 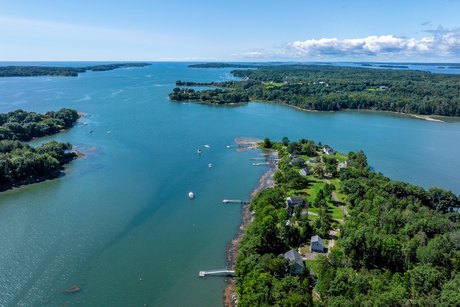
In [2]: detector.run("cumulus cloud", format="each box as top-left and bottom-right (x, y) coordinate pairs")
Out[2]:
(287, 29), (460, 58)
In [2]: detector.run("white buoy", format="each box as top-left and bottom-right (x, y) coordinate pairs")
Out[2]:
(208, 163), (213, 168)
(189, 192), (194, 199)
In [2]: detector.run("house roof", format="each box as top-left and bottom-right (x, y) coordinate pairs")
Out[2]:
(283, 250), (304, 268)
(311, 235), (324, 244)
(287, 196), (304, 203)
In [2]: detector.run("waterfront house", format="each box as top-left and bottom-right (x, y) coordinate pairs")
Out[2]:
(286, 196), (307, 216)
(286, 196), (306, 208)
(337, 162), (347, 171)
(323, 146), (335, 155)
(283, 250), (305, 275)
(311, 235), (325, 252)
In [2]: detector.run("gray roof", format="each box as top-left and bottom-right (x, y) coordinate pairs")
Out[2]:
(287, 196), (304, 203)
(311, 235), (324, 244)
(283, 250), (304, 267)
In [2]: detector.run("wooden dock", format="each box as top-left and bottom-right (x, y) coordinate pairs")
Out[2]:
(222, 199), (248, 204)
(199, 269), (235, 277)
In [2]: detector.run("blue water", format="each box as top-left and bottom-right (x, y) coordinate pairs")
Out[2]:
(0, 62), (459, 306)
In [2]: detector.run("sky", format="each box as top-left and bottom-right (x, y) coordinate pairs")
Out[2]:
(0, 0), (459, 62)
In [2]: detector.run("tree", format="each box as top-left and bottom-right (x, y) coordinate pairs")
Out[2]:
(282, 136), (290, 146)
(262, 138), (273, 149)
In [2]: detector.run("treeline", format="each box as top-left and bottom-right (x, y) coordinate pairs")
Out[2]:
(169, 88), (249, 104)
(0, 140), (75, 190)
(0, 108), (79, 141)
(172, 64), (460, 116)
(0, 63), (150, 77)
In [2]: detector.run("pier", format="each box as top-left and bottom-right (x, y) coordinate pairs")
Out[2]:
(223, 199), (248, 204)
(199, 269), (235, 277)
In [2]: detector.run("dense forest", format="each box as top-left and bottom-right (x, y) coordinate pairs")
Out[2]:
(235, 138), (460, 306)
(0, 63), (150, 77)
(0, 108), (79, 190)
(171, 64), (460, 116)
(169, 87), (249, 104)
(0, 108), (79, 141)
(0, 140), (75, 190)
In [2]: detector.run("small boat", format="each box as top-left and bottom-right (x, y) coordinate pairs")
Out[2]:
(106, 130), (112, 134)
(204, 145), (211, 149)
(226, 145), (231, 148)
(197, 149), (202, 154)
(89, 130), (94, 134)
(189, 192), (194, 199)
(64, 285), (81, 293)
(208, 163), (213, 168)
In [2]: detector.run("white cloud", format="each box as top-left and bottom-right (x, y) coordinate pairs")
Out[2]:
(287, 31), (460, 58)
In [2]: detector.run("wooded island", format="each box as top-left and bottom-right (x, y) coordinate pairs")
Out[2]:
(0, 108), (79, 191)
(170, 64), (460, 116)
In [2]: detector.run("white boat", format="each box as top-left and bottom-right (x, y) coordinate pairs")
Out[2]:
(208, 163), (213, 168)
(226, 145), (231, 148)
(197, 149), (202, 154)
(204, 145), (211, 149)
(189, 192), (194, 199)
(106, 130), (112, 134)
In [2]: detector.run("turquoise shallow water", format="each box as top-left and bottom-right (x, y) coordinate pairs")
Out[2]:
(0, 62), (459, 306)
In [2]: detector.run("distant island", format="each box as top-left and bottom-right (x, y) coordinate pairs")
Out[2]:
(232, 137), (460, 306)
(0, 63), (150, 77)
(0, 108), (79, 191)
(171, 64), (460, 117)
(189, 63), (260, 69)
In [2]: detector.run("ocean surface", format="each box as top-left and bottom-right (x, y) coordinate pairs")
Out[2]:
(0, 62), (459, 306)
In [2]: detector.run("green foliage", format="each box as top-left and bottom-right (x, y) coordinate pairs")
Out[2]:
(262, 138), (273, 149)
(0, 140), (75, 189)
(0, 108), (79, 141)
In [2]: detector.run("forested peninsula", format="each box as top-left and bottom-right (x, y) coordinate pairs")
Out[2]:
(170, 64), (460, 116)
(0, 63), (150, 77)
(233, 138), (460, 306)
(0, 108), (79, 191)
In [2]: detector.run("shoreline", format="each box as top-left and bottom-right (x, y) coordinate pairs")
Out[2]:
(223, 149), (278, 307)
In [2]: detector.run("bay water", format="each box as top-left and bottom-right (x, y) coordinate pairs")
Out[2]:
(0, 62), (459, 306)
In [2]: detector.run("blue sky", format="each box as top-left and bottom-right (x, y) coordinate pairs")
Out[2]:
(1, 0), (459, 61)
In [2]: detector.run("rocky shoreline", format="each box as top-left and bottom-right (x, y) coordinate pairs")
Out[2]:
(223, 150), (277, 307)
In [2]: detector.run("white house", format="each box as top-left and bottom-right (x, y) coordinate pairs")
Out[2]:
(311, 235), (325, 252)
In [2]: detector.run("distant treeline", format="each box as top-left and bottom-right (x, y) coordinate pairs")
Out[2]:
(0, 140), (75, 190)
(171, 64), (460, 116)
(189, 63), (261, 69)
(0, 108), (79, 141)
(0, 63), (150, 77)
